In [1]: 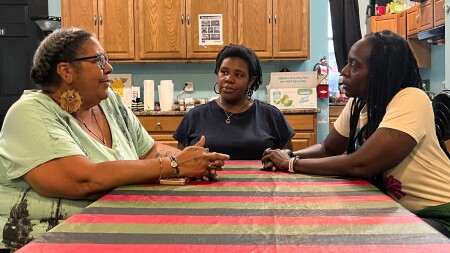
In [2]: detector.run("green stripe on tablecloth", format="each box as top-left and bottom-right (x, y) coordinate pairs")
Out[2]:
(90, 200), (400, 210)
(115, 185), (377, 193)
(49, 223), (438, 235)
(108, 189), (382, 197)
(81, 207), (410, 216)
(35, 232), (450, 246)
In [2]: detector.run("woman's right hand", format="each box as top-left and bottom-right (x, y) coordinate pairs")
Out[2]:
(176, 136), (230, 178)
(261, 148), (291, 172)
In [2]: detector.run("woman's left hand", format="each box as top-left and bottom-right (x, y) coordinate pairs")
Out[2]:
(261, 149), (291, 172)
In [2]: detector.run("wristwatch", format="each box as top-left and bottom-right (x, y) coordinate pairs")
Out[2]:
(169, 155), (179, 177)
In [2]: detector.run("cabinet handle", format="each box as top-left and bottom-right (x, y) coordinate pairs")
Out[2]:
(268, 14), (271, 24)
(99, 15), (103, 26)
(416, 15), (419, 24)
(181, 14), (184, 24)
(94, 15), (97, 26)
(274, 14), (277, 24)
(156, 122), (161, 126)
(187, 15), (190, 25)
(445, 4), (450, 14)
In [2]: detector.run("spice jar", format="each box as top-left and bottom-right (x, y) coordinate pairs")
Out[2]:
(172, 100), (180, 111)
(179, 99), (185, 111)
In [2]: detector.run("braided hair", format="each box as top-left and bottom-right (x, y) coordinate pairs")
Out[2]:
(214, 44), (263, 96)
(347, 30), (423, 154)
(30, 28), (94, 88)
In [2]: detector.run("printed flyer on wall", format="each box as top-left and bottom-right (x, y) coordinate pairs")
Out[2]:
(199, 14), (223, 46)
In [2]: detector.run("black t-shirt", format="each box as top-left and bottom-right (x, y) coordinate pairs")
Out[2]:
(173, 99), (295, 160)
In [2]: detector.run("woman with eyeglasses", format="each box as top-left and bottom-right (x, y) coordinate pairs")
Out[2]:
(0, 28), (229, 251)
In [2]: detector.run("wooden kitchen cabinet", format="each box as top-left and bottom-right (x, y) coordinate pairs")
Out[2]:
(397, 11), (406, 39)
(369, 5), (430, 69)
(187, 0), (235, 59)
(137, 0), (235, 60)
(405, 4), (431, 68)
(433, 0), (445, 27)
(284, 113), (317, 150)
(370, 14), (398, 33)
(138, 115), (184, 147)
(61, 0), (135, 60)
(419, 0), (433, 32)
(237, 0), (309, 59)
(406, 5), (419, 37)
(137, 112), (317, 150)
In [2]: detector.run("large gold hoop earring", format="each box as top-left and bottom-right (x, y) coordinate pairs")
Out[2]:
(59, 89), (82, 113)
(214, 82), (219, 94)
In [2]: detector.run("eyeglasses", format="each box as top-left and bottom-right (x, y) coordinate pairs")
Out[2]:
(72, 53), (109, 69)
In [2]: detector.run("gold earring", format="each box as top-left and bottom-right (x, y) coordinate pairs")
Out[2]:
(59, 89), (82, 113)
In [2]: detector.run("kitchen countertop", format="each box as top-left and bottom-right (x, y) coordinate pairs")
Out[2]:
(134, 108), (321, 116)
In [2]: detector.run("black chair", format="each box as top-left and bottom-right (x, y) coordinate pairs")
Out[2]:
(432, 90), (450, 159)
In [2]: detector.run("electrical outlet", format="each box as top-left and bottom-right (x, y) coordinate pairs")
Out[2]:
(184, 81), (194, 92)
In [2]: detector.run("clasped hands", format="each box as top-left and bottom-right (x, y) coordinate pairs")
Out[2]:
(177, 136), (230, 181)
(261, 148), (292, 172)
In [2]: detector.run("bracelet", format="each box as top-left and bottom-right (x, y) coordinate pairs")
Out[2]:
(288, 156), (299, 173)
(157, 157), (163, 183)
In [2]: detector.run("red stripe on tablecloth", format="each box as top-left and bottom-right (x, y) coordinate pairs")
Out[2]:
(17, 243), (450, 253)
(65, 214), (423, 225)
(138, 180), (372, 187)
(220, 170), (283, 174)
(100, 194), (391, 203)
(188, 180), (372, 187)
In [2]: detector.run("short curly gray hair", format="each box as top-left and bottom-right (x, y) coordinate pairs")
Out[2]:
(30, 28), (93, 88)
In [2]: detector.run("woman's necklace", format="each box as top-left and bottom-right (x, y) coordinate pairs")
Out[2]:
(74, 109), (106, 145)
(219, 97), (247, 124)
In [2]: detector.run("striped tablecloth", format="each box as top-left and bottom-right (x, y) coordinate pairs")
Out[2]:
(17, 161), (450, 253)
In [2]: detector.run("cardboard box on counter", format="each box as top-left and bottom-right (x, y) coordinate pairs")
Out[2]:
(110, 74), (133, 108)
(268, 72), (325, 109)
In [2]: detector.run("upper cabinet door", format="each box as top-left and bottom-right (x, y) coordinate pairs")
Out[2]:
(98, 0), (135, 59)
(433, 0), (445, 27)
(138, 0), (186, 60)
(398, 11), (406, 39)
(61, 0), (97, 35)
(273, 0), (309, 59)
(62, 0), (135, 60)
(406, 4), (419, 37)
(419, 0), (434, 31)
(375, 14), (399, 33)
(237, 0), (272, 58)
(186, 0), (235, 59)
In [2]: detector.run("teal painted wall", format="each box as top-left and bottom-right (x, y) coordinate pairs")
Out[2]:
(430, 45), (445, 93)
(49, 0), (328, 142)
(48, 0), (60, 16)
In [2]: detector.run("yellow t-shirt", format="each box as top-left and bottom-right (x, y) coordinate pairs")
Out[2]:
(334, 88), (450, 212)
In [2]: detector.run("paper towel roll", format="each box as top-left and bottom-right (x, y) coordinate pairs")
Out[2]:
(143, 80), (155, 110)
(158, 80), (174, 111)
